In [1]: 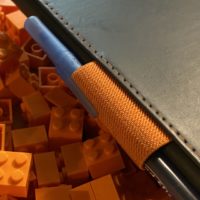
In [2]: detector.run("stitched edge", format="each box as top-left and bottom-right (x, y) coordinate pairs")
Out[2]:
(41, 0), (200, 159)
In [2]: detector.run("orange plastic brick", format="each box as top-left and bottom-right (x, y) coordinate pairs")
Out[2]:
(48, 107), (84, 148)
(0, 8), (5, 31)
(0, 2), (17, 32)
(0, 0), (16, 7)
(35, 185), (72, 200)
(34, 151), (61, 187)
(6, 64), (38, 98)
(12, 125), (48, 153)
(0, 195), (18, 200)
(0, 78), (14, 99)
(0, 99), (12, 125)
(70, 182), (95, 200)
(0, 151), (32, 197)
(0, 3), (17, 15)
(90, 175), (120, 200)
(71, 175), (120, 200)
(61, 142), (89, 185)
(69, 191), (92, 200)
(44, 87), (78, 108)
(38, 67), (63, 94)
(23, 38), (51, 68)
(0, 124), (5, 150)
(5, 10), (28, 45)
(0, 32), (21, 80)
(21, 91), (50, 126)
(83, 133), (125, 179)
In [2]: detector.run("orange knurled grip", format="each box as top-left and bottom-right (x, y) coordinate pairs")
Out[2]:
(72, 61), (170, 169)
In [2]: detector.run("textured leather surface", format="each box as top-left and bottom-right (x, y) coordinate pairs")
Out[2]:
(13, 0), (200, 165)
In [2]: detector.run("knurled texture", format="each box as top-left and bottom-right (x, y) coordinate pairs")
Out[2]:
(72, 61), (170, 168)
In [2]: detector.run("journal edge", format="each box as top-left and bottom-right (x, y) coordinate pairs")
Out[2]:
(12, 0), (200, 167)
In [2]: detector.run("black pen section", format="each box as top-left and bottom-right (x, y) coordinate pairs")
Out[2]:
(145, 142), (200, 200)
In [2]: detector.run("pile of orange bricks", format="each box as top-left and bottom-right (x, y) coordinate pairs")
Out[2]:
(0, 1), (171, 200)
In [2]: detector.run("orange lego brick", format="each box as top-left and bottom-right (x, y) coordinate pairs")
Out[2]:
(83, 133), (125, 179)
(0, 32), (21, 79)
(0, 78), (14, 99)
(0, 8), (5, 31)
(0, 124), (5, 150)
(0, 195), (18, 200)
(0, 0), (16, 7)
(69, 191), (92, 200)
(21, 91), (50, 126)
(44, 87), (78, 108)
(33, 151), (61, 187)
(71, 182), (95, 200)
(61, 142), (89, 185)
(6, 64), (38, 98)
(0, 0), (17, 14)
(12, 125), (48, 153)
(38, 67), (63, 94)
(35, 185), (72, 200)
(90, 175), (120, 200)
(71, 175), (120, 200)
(5, 10), (28, 45)
(23, 38), (51, 68)
(0, 2), (17, 32)
(48, 107), (84, 148)
(0, 151), (32, 197)
(0, 99), (12, 125)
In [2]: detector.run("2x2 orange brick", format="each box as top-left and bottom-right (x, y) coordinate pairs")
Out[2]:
(83, 133), (125, 179)
(0, 151), (32, 197)
(48, 107), (84, 148)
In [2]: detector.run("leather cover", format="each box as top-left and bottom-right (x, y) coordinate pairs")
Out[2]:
(13, 0), (200, 166)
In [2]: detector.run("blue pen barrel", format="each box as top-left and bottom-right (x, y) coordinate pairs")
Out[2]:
(25, 16), (97, 116)
(25, 16), (81, 80)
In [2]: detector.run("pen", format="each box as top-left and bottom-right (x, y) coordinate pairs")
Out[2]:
(25, 16), (200, 200)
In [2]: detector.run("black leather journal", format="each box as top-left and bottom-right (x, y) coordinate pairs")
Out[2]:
(12, 0), (200, 198)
